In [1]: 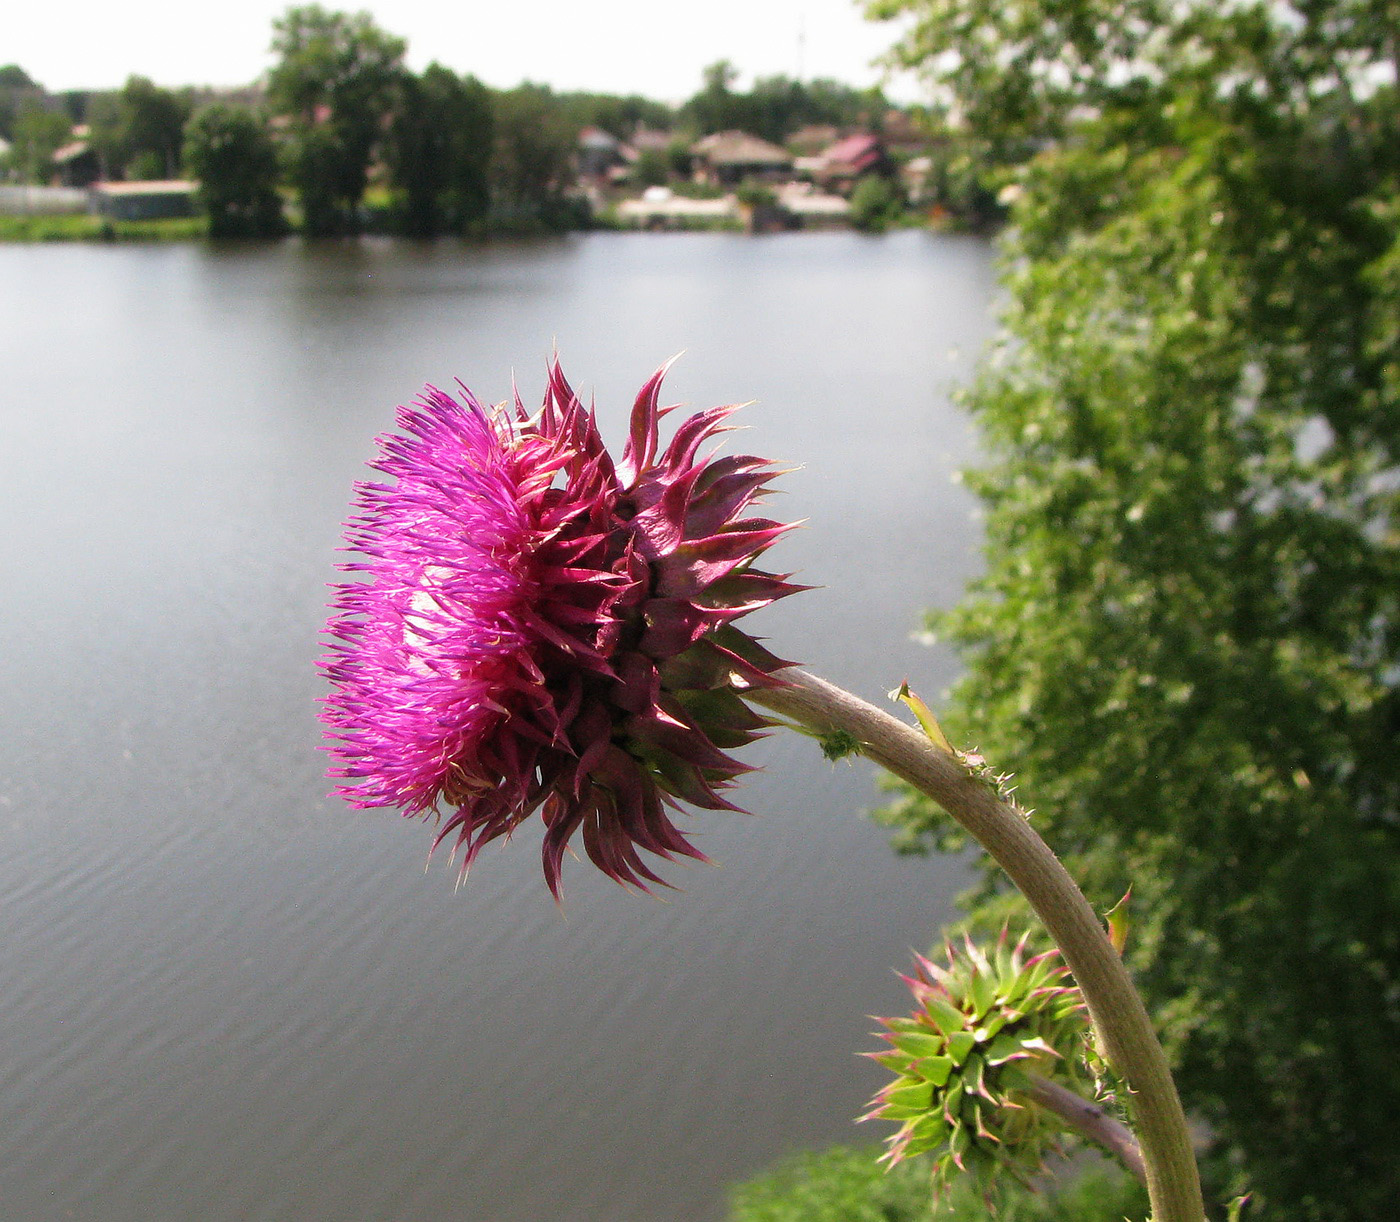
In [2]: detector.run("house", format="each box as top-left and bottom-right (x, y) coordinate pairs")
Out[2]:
(690, 131), (792, 186)
(808, 133), (891, 195)
(52, 140), (101, 188)
(91, 180), (197, 221)
(629, 126), (672, 155)
(577, 127), (625, 180)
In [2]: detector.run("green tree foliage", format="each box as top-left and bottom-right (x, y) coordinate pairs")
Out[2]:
(57, 90), (89, 126)
(83, 91), (123, 175)
(267, 5), (406, 234)
(918, 137), (1002, 230)
(87, 77), (193, 180)
(555, 90), (673, 140)
(0, 64), (37, 91)
(385, 64), (492, 237)
(664, 136), (693, 180)
(629, 145), (668, 188)
(283, 120), (355, 235)
(870, 2), (1400, 1217)
(0, 64), (42, 141)
(681, 59), (744, 135)
(487, 83), (580, 231)
(123, 76), (190, 179)
(8, 103), (70, 183)
(183, 104), (286, 237)
(680, 61), (884, 143)
(733, 178), (778, 209)
(745, 74), (884, 144)
(848, 173), (904, 232)
(869, 0), (1165, 156)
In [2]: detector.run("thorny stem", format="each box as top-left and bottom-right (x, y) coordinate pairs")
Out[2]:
(1025, 1071), (1147, 1187)
(749, 669), (1205, 1222)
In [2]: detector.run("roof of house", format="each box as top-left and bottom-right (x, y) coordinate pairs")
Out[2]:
(691, 131), (791, 167)
(820, 132), (883, 175)
(52, 141), (94, 165)
(630, 126), (672, 152)
(92, 180), (196, 197)
(578, 126), (620, 151)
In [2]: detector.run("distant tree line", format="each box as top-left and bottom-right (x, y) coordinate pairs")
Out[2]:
(678, 59), (885, 145)
(2, 4), (921, 239)
(209, 4), (582, 238)
(1, 66), (194, 185)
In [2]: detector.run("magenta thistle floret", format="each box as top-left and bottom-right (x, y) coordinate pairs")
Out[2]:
(321, 359), (803, 896)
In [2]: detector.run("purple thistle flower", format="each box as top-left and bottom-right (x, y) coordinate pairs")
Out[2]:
(321, 359), (804, 897)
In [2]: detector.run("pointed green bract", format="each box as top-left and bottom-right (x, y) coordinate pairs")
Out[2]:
(891, 680), (956, 754)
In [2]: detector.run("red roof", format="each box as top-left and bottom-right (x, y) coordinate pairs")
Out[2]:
(821, 133), (883, 174)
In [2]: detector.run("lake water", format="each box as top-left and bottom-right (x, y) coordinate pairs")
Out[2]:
(0, 231), (997, 1221)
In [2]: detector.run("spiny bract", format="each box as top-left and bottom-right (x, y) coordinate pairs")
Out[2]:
(863, 932), (1092, 1191)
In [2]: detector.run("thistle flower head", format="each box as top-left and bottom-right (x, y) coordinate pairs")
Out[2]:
(863, 932), (1091, 1191)
(321, 359), (803, 897)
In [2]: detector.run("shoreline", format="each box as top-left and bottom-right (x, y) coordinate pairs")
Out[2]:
(0, 213), (960, 244)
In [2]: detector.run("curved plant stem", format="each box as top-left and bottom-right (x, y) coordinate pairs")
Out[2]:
(749, 669), (1204, 1222)
(1025, 1071), (1147, 1186)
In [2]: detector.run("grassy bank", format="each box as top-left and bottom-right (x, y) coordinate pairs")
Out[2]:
(727, 1145), (1148, 1222)
(0, 215), (207, 242)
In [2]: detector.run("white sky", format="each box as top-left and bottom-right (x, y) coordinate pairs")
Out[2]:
(9, 0), (918, 103)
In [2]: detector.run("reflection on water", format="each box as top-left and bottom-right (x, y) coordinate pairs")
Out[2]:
(0, 232), (996, 1221)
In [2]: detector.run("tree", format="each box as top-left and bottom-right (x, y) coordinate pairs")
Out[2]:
(848, 173), (904, 232)
(555, 90), (673, 140)
(680, 60), (744, 135)
(0, 64), (42, 141)
(868, 0), (1164, 157)
(679, 64), (884, 144)
(283, 120), (355, 236)
(123, 76), (191, 179)
(9, 102), (70, 183)
(83, 91), (124, 178)
(183, 104), (286, 237)
(267, 5), (407, 234)
(629, 146), (668, 188)
(869, 1), (1400, 1217)
(0, 64), (36, 90)
(487, 84), (579, 231)
(744, 74), (883, 145)
(85, 76), (193, 180)
(385, 64), (492, 237)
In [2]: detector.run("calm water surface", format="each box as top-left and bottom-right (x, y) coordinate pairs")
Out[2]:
(0, 232), (997, 1221)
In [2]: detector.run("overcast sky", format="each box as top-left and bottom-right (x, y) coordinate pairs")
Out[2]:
(10, 0), (918, 102)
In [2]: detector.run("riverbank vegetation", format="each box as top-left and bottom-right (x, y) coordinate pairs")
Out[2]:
(0, 4), (983, 242)
(0, 213), (204, 241)
(728, 1145), (1146, 1222)
(863, 0), (1400, 1216)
